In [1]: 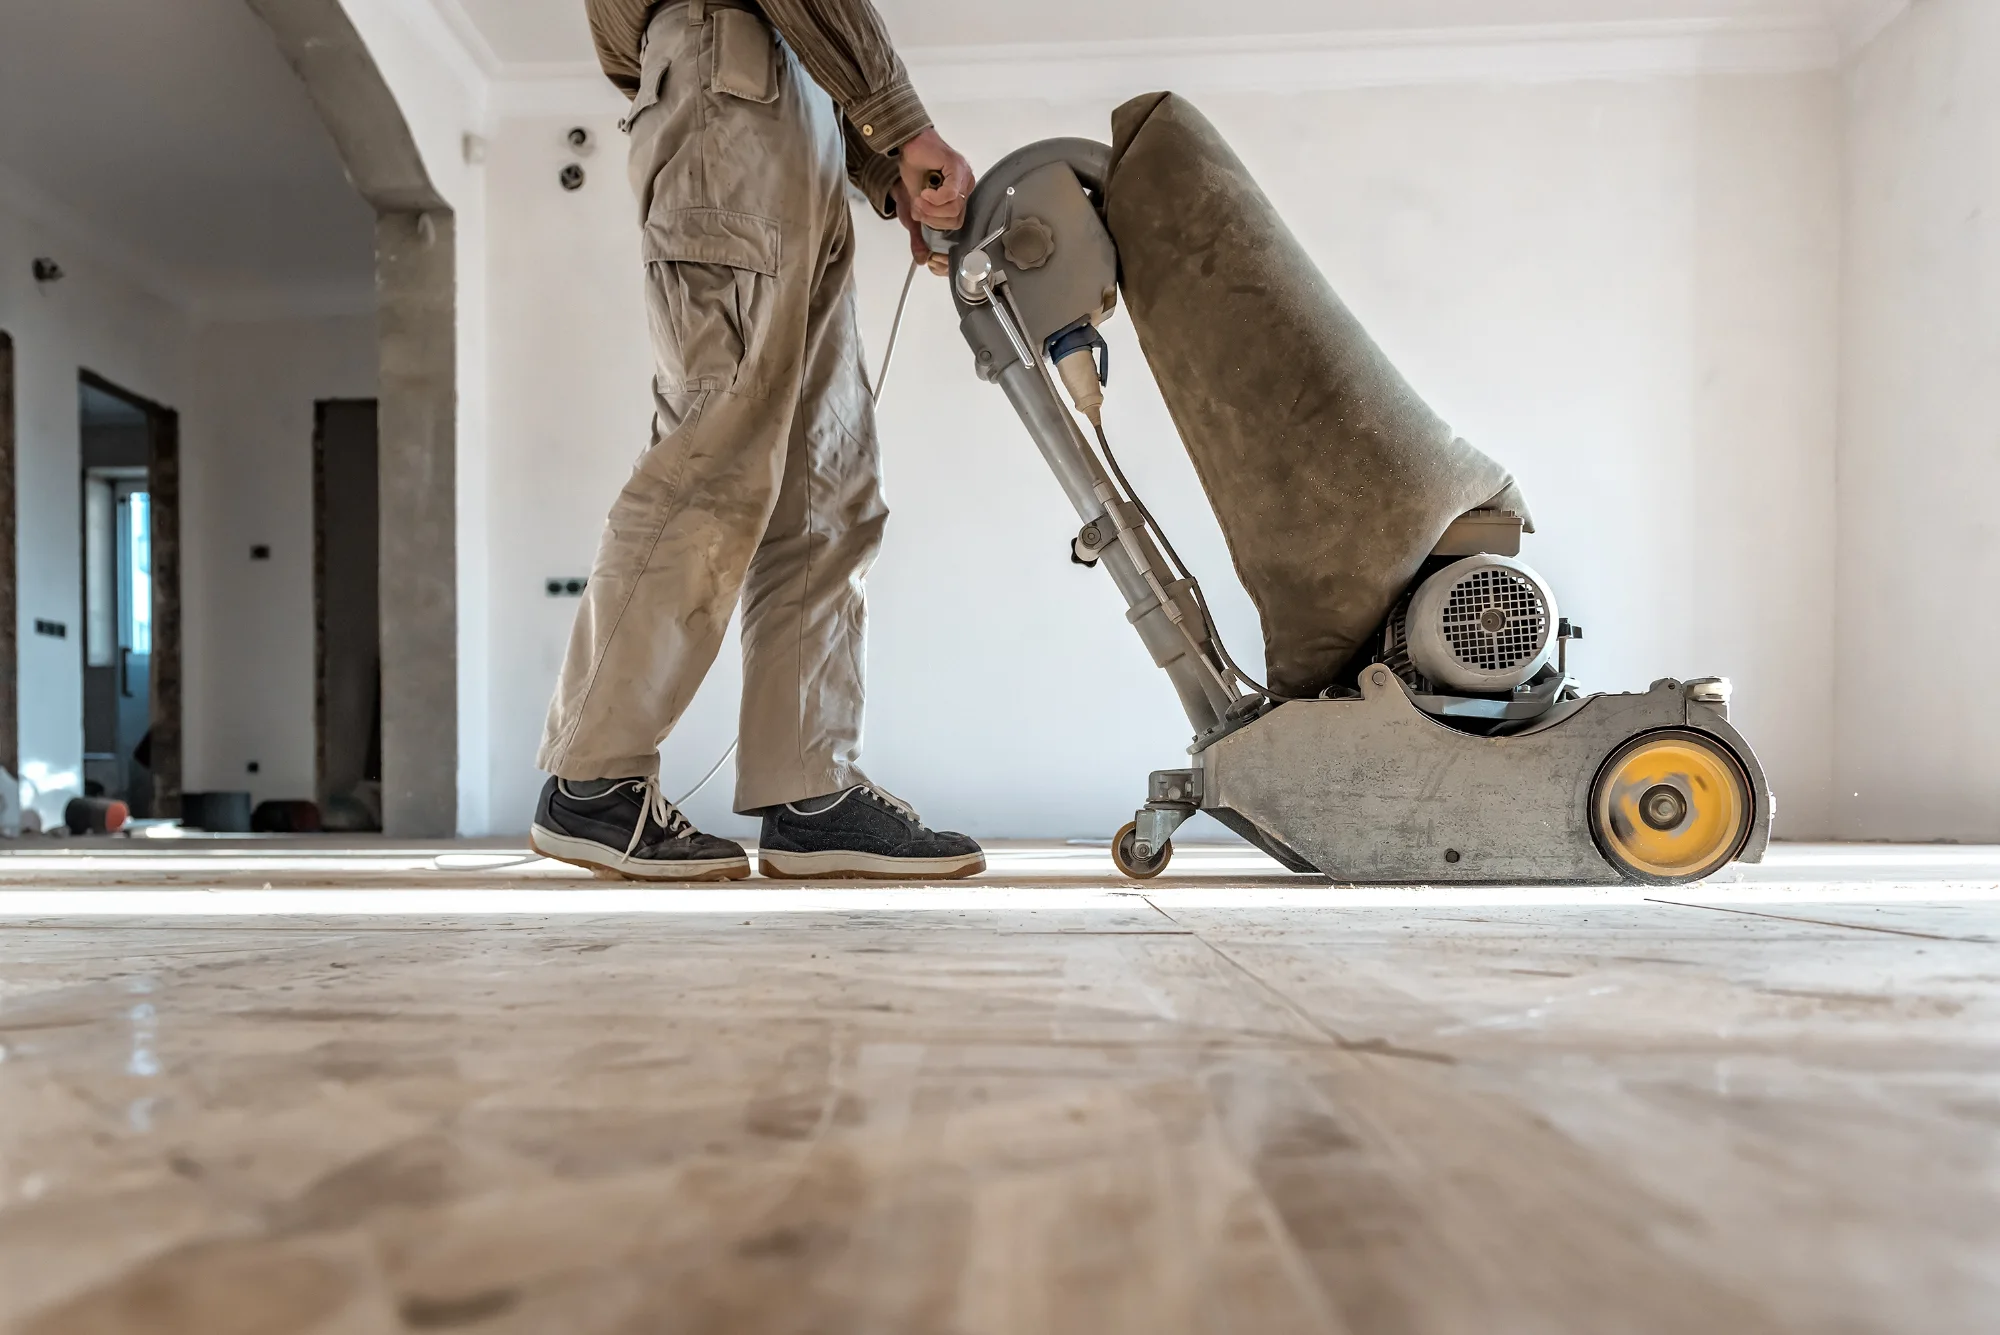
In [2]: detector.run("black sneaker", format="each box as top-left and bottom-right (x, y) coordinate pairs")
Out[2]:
(757, 785), (985, 880)
(531, 776), (750, 881)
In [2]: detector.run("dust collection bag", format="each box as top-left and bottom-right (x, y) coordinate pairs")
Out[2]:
(1105, 92), (1531, 698)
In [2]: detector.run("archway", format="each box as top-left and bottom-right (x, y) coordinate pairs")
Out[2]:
(242, 0), (459, 836)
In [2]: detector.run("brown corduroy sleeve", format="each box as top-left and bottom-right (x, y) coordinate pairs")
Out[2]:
(844, 122), (902, 219)
(756, 0), (931, 154)
(586, 0), (651, 95)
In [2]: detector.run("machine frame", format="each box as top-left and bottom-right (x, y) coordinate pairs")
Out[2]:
(941, 138), (1772, 884)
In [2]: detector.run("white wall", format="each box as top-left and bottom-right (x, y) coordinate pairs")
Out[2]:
(0, 183), (193, 826)
(478, 70), (1842, 839)
(1836, 0), (2000, 840)
(0, 0), (490, 833)
(181, 315), (379, 806)
(2, 181), (380, 825)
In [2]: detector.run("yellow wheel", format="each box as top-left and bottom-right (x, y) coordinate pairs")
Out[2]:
(1591, 730), (1753, 885)
(1112, 822), (1172, 880)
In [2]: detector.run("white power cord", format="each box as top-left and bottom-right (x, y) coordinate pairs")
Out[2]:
(672, 737), (739, 806)
(872, 257), (921, 404)
(672, 256), (925, 810)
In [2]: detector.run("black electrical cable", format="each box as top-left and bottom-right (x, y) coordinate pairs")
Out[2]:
(1089, 419), (1304, 703)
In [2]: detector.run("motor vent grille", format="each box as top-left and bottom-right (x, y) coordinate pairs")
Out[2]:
(1440, 567), (1548, 673)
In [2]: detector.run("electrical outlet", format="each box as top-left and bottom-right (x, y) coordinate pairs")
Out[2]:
(546, 578), (588, 597)
(34, 619), (67, 639)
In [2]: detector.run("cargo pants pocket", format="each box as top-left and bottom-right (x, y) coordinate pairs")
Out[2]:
(620, 45), (670, 132)
(711, 9), (779, 103)
(642, 207), (784, 395)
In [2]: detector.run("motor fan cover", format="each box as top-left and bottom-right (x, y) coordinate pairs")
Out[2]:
(1405, 555), (1558, 694)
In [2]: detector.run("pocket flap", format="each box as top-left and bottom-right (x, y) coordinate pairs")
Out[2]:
(642, 208), (783, 276)
(621, 57), (669, 131)
(712, 8), (779, 103)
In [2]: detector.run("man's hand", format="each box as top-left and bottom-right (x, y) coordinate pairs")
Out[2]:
(895, 127), (973, 232)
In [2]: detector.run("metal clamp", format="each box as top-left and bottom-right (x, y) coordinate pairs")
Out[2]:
(954, 226), (1009, 304)
(1149, 769), (1203, 804)
(1072, 517), (1110, 567)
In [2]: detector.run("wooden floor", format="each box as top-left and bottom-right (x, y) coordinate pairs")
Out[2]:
(0, 842), (1995, 1333)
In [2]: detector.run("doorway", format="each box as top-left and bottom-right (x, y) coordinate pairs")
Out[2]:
(314, 398), (382, 831)
(77, 373), (180, 818)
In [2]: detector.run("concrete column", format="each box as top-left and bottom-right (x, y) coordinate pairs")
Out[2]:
(377, 211), (458, 837)
(0, 332), (14, 783)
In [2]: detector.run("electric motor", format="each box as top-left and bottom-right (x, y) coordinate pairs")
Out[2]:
(1395, 554), (1560, 694)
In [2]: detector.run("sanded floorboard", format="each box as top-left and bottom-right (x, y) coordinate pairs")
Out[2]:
(0, 844), (1994, 1333)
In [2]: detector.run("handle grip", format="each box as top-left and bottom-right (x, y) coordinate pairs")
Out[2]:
(918, 172), (960, 270)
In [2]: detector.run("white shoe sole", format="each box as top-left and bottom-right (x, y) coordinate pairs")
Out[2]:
(530, 825), (751, 882)
(756, 847), (986, 881)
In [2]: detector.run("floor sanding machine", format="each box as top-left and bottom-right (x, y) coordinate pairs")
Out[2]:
(926, 95), (1772, 885)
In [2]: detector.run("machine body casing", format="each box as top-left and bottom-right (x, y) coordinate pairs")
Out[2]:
(1192, 673), (1772, 884)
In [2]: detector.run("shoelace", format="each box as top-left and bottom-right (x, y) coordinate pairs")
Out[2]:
(785, 783), (921, 824)
(617, 775), (693, 859)
(861, 785), (919, 822)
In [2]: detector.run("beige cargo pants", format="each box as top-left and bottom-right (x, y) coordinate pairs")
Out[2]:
(537, 0), (887, 813)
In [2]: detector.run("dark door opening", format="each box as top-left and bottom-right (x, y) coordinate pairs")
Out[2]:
(75, 372), (180, 820)
(315, 398), (382, 831)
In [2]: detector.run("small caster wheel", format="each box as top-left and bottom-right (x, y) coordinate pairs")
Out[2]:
(1112, 821), (1172, 880)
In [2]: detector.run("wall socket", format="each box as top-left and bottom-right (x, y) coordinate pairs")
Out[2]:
(546, 577), (588, 597)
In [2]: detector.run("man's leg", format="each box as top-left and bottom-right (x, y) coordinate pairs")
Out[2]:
(532, 4), (825, 879)
(539, 374), (794, 786)
(736, 204), (984, 880)
(529, 351), (793, 879)
(734, 206), (887, 814)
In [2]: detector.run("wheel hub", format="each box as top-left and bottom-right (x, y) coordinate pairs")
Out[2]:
(1640, 783), (1689, 831)
(1112, 820), (1173, 880)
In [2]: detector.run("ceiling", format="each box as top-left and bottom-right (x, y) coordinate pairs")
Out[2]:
(0, 0), (1900, 319)
(454, 0), (1900, 67)
(0, 0), (377, 317)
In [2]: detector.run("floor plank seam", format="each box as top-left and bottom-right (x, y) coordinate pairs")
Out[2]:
(1645, 899), (1995, 943)
(1144, 894), (1460, 1066)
